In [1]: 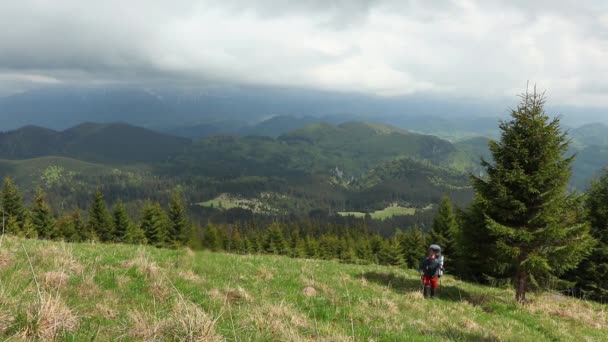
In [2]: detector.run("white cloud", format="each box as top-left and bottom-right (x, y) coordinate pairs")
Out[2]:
(0, 0), (607, 106)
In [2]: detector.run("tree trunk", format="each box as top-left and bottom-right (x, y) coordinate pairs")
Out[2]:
(515, 268), (528, 303)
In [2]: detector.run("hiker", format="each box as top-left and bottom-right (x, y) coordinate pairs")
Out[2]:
(419, 244), (442, 298)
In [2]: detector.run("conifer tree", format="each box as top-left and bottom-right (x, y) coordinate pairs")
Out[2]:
(112, 200), (131, 242)
(472, 88), (595, 302)
(403, 227), (427, 269)
(167, 190), (190, 247)
(264, 223), (289, 255)
(429, 196), (458, 258)
(378, 238), (404, 266)
(5, 215), (22, 236)
(572, 171), (608, 300)
(140, 201), (168, 247)
(88, 190), (113, 242)
(70, 211), (88, 242)
(57, 214), (78, 241)
(2, 177), (26, 230)
(124, 221), (147, 245)
(21, 215), (38, 239)
(354, 238), (373, 262)
(32, 188), (57, 239)
(202, 225), (222, 251)
(229, 227), (244, 254)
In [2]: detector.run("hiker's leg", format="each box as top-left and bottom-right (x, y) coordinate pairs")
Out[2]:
(430, 277), (439, 298)
(423, 276), (431, 298)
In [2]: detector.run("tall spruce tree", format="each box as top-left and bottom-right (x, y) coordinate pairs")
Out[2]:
(402, 227), (427, 269)
(202, 225), (222, 251)
(88, 191), (113, 242)
(57, 214), (78, 242)
(455, 197), (509, 282)
(2, 177), (27, 231)
(140, 201), (168, 247)
(429, 196), (458, 259)
(70, 211), (88, 242)
(124, 222), (147, 245)
(32, 188), (57, 239)
(112, 200), (131, 243)
(472, 88), (594, 302)
(265, 223), (289, 255)
(378, 238), (404, 266)
(167, 190), (190, 247)
(572, 170), (608, 300)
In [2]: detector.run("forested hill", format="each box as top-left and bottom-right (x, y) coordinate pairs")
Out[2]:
(0, 119), (605, 229)
(0, 122), (191, 163)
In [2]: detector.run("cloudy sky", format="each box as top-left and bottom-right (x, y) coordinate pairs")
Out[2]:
(1, 0), (607, 107)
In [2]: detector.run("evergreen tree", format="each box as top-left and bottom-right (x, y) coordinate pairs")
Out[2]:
(429, 196), (458, 258)
(455, 198), (510, 283)
(112, 200), (131, 242)
(472, 88), (595, 302)
(88, 191), (113, 242)
(167, 190), (190, 247)
(378, 238), (404, 266)
(57, 214), (78, 241)
(202, 225), (222, 251)
(70, 211), (88, 242)
(140, 201), (168, 247)
(124, 222), (147, 245)
(2, 177), (26, 230)
(21, 215), (38, 239)
(354, 238), (373, 262)
(32, 188), (57, 239)
(572, 171), (608, 300)
(264, 223), (289, 255)
(229, 227), (244, 253)
(4, 215), (22, 236)
(403, 227), (427, 269)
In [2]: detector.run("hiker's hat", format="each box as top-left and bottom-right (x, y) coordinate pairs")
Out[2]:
(429, 244), (441, 253)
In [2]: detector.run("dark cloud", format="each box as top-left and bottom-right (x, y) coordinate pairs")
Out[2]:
(0, 0), (607, 106)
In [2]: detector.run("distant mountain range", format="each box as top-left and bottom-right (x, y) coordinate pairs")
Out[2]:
(0, 122), (190, 163)
(0, 116), (606, 224)
(0, 85), (512, 139)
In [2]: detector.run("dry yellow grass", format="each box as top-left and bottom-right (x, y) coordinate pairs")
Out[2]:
(526, 293), (608, 329)
(209, 286), (252, 304)
(256, 266), (274, 280)
(33, 244), (83, 275)
(127, 300), (222, 341)
(167, 300), (223, 341)
(302, 286), (317, 297)
(127, 309), (166, 341)
(19, 293), (78, 340)
(76, 271), (101, 298)
(121, 251), (160, 279)
(178, 270), (205, 283)
(0, 250), (12, 270)
(248, 302), (310, 341)
(0, 310), (15, 334)
(41, 271), (70, 290)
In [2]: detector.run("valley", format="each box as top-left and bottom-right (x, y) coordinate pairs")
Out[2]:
(1, 118), (606, 232)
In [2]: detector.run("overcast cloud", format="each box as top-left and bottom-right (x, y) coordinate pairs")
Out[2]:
(1, 0), (607, 106)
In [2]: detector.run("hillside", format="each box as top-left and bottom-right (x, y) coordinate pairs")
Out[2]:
(0, 123), (191, 163)
(571, 122), (608, 147)
(0, 237), (605, 340)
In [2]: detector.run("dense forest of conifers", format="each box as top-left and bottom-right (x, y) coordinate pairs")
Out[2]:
(1, 90), (607, 303)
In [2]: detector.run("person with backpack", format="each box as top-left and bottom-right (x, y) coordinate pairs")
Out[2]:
(419, 244), (442, 298)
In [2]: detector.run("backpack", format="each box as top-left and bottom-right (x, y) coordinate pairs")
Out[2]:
(429, 244), (445, 277)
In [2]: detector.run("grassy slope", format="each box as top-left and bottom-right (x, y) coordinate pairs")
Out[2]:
(0, 237), (606, 341)
(337, 206), (418, 220)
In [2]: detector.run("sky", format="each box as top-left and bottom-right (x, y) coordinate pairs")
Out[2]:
(1, 0), (608, 108)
